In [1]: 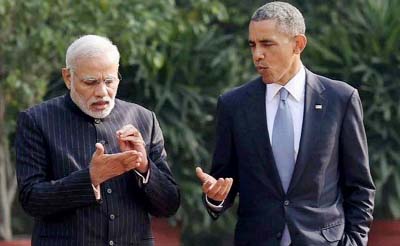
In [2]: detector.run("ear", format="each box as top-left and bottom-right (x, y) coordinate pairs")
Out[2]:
(293, 34), (307, 54)
(62, 68), (72, 90)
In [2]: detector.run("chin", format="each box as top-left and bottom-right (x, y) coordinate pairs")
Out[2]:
(261, 76), (274, 84)
(86, 104), (114, 118)
(88, 109), (111, 119)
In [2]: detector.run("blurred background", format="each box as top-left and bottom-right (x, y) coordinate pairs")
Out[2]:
(0, 0), (399, 245)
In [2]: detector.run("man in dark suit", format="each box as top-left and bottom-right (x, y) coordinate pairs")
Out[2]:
(16, 35), (180, 246)
(196, 2), (375, 245)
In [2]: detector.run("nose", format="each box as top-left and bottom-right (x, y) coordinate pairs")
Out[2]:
(253, 47), (264, 62)
(94, 82), (108, 97)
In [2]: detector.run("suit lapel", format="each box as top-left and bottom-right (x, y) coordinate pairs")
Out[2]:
(245, 78), (285, 195)
(287, 70), (326, 194)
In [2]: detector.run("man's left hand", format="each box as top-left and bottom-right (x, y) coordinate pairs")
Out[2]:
(116, 124), (148, 173)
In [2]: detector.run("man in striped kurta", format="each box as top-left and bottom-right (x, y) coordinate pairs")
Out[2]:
(16, 35), (180, 246)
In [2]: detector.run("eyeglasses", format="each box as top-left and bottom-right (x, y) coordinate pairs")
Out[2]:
(68, 68), (122, 88)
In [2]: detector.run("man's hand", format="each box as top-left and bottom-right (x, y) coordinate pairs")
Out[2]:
(89, 143), (142, 186)
(116, 124), (148, 173)
(196, 167), (233, 202)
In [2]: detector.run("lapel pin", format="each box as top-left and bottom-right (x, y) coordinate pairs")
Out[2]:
(315, 104), (323, 110)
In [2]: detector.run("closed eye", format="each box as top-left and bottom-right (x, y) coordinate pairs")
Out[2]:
(248, 40), (276, 48)
(260, 41), (275, 47)
(104, 78), (116, 85)
(83, 79), (98, 85)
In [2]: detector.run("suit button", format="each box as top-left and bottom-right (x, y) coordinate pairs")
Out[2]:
(107, 188), (112, 194)
(110, 214), (115, 220)
(276, 232), (282, 239)
(94, 119), (101, 124)
(109, 240), (114, 245)
(284, 200), (290, 206)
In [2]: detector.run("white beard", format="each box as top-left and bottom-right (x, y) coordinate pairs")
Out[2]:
(70, 86), (115, 119)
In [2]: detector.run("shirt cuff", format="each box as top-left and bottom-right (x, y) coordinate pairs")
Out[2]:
(91, 184), (101, 200)
(134, 169), (150, 184)
(205, 195), (224, 211)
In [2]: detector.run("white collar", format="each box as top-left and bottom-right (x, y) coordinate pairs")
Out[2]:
(266, 66), (306, 102)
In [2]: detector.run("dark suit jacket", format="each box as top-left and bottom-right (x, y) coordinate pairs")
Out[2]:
(207, 69), (375, 246)
(16, 94), (180, 246)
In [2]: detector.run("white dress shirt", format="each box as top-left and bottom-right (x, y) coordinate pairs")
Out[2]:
(266, 66), (305, 160)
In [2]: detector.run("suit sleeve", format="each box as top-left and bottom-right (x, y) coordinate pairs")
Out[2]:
(339, 90), (375, 246)
(140, 112), (180, 217)
(16, 111), (97, 217)
(205, 96), (239, 219)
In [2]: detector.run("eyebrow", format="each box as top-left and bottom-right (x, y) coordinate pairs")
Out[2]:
(82, 76), (97, 80)
(81, 74), (117, 80)
(248, 39), (276, 44)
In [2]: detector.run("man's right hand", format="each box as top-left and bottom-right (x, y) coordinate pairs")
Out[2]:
(90, 143), (141, 186)
(196, 167), (233, 202)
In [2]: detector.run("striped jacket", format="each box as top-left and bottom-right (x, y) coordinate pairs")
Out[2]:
(16, 93), (180, 246)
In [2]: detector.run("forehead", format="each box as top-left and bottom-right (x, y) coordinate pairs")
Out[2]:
(248, 19), (288, 40)
(73, 53), (119, 74)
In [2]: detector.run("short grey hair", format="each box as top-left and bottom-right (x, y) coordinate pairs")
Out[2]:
(251, 1), (305, 36)
(65, 34), (120, 70)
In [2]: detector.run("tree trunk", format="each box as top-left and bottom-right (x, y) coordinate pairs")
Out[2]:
(0, 90), (15, 240)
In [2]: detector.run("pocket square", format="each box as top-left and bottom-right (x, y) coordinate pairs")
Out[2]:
(315, 104), (323, 110)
